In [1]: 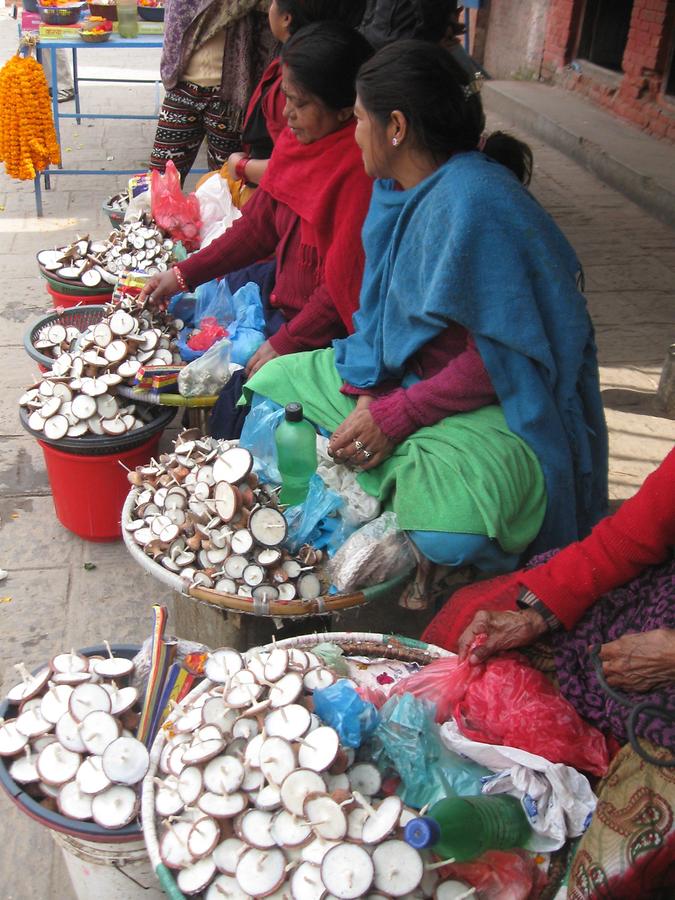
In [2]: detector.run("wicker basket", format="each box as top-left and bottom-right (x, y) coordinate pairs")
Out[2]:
(141, 631), (450, 898)
(122, 487), (410, 619)
(24, 305), (108, 369)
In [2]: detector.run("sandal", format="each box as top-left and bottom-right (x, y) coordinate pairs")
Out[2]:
(58, 88), (75, 103)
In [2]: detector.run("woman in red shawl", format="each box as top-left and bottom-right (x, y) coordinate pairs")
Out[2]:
(227, 0), (366, 198)
(141, 23), (373, 379)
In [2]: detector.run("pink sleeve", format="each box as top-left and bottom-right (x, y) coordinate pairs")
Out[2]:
(368, 335), (496, 443)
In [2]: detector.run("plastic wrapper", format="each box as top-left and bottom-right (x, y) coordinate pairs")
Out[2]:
(329, 511), (416, 591)
(226, 281), (266, 367)
(178, 338), (233, 397)
(150, 160), (202, 250)
(371, 693), (490, 809)
(439, 850), (548, 900)
(196, 172), (241, 249)
(131, 636), (208, 697)
(313, 680), (379, 748)
(316, 436), (380, 526)
(312, 642), (350, 676)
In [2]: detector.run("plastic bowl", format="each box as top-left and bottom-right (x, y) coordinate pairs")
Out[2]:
(0, 645), (143, 840)
(38, 3), (85, 25)
(80, 29), (111, 42)
(137, 4), (164, 21)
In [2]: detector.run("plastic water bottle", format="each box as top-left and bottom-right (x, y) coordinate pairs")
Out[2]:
(403, 795), (531, 862)
(275, 402), (317, 506)
(116, 0), (139, 38)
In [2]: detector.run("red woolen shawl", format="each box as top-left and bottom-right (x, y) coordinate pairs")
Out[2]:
(260, 121), (372, 331)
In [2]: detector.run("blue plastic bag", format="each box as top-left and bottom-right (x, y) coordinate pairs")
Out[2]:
(227, 281), (266, 367)
(371, 693), (490, 808)
(239, 396), (285, 483)
(284, 474), (345, 553)
(313, 680), (379, 748)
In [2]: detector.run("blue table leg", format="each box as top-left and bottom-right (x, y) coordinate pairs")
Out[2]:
(72, 47), (81, 125)
(49, 48), (63, 168)
(34, 173), (43, 218)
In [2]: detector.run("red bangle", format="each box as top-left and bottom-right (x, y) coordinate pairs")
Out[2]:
(235, 156), (250, 181)
(173, 266), (188, 292)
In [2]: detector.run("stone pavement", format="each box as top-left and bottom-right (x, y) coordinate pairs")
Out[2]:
(0, 8), (674, 897)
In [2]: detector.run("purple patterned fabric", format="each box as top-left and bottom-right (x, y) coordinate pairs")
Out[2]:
(547, 553), (675, 751)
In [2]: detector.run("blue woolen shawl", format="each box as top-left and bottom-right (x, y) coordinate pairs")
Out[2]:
(334, 151), (608, 552)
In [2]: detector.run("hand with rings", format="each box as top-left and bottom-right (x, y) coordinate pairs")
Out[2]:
(328, 407), (395, 470)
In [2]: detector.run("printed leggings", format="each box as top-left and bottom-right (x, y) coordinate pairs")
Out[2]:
(150, 81), (242, 181)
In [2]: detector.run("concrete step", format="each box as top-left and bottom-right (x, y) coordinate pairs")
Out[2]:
(483, 80), (675, 230)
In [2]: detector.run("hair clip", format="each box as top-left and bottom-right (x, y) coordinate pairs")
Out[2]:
(462, 73), (485, 101)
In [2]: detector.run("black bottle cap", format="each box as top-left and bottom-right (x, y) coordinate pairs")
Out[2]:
(284, 402), (303, 422)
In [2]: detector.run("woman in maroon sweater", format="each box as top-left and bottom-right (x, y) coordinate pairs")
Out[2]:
(141, 23), (373, 377)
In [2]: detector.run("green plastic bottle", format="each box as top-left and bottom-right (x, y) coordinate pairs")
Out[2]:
(403, 795), (531, 862)
(275, 402), (317, 506)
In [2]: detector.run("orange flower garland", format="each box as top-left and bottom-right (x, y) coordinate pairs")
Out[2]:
(0, 52), (60, 180)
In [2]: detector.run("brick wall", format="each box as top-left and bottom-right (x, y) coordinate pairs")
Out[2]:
(543, 0), (675, 142)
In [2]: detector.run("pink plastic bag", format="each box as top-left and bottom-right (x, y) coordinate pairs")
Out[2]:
(388, 653), (482, 723)
(150, 161), (202, 250)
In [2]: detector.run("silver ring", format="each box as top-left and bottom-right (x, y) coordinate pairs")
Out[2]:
(362, 449), (372, 460)
(353, 440), (364, 451)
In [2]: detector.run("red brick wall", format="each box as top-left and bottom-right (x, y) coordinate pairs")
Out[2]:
(543, 0), (675, 142)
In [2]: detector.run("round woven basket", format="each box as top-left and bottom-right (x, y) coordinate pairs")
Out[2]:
(121, 488), (409, 618)
(141, 631), (450, 899)
(24, 305), (108, 369)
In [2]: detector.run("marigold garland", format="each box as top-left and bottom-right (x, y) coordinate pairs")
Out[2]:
(0, 52), (60, 180)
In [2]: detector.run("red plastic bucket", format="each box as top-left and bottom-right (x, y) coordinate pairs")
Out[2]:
(38, 434), (162, 541)
(46, 283), (113, 308)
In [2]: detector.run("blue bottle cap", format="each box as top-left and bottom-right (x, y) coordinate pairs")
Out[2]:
(403, 816), (440, 850)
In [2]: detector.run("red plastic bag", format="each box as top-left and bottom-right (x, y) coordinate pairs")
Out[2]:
(388, 638), (609, 775)
(186, 317), (228, 351)
(150, 161), (202, 250)
(455, 655), (609, 775)
(439, 850), (547, 900)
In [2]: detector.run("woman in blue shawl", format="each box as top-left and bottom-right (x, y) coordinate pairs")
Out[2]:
(244, 41), (608, 570)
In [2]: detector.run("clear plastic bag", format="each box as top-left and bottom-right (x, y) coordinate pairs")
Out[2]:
(178, 337), (233, 397)
(313, 680), (379, 748)
(329, 511), (416, 591)
(316, 435), (380, 526)
(196, 172), (241, 249)
(371, 693), (490, 809)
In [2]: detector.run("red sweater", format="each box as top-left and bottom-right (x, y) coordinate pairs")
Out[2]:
(178, 187), (346, 356)
(342, 323), (496, 442)
(521, 448), (675, 629)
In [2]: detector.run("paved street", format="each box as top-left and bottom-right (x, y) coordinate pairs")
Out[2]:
(0, 8), (673, 897)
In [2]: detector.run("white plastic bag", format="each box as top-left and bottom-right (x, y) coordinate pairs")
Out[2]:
(329, 511), (416, 592)
(178, 338), (235, 397)
(196, 173), (241, 249)
(316, 435), (380, 526)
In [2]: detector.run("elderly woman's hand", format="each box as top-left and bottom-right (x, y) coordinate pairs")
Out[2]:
(328, 400), (394, 470)
(599, 629), (675, 693)
(457, 609), (549, 665)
